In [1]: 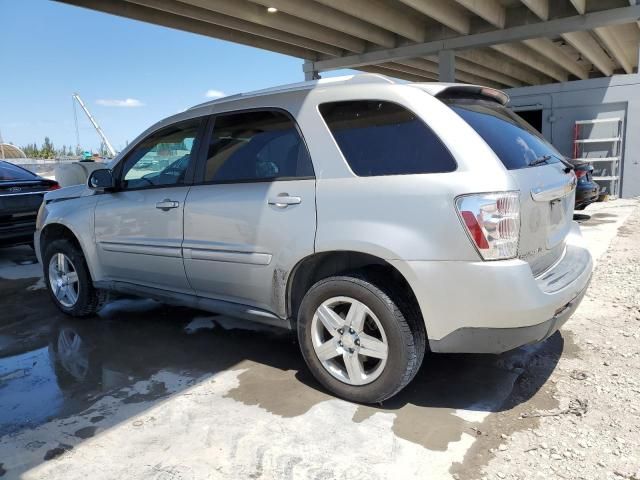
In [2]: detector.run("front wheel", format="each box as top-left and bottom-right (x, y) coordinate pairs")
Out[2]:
(43, 239), (105, 317)
(297, 274), (425, 403)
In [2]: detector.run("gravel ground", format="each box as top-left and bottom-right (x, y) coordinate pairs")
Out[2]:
(453, 205), (640, 480)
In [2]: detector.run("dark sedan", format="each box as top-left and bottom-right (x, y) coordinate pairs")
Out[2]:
(571, 160), (600, 211)
(0, 160), (60, 247)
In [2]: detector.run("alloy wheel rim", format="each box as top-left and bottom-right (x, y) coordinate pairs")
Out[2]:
(48, 253), (80, 308)
(57, 328), (89, 381)
(310, 296), (388, 386)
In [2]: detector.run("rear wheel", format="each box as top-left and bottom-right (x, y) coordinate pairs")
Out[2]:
(297, 274), (425, 403)
(43, 239), (105, 317)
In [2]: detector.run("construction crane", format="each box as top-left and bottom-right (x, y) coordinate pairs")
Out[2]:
(72, 93), (117, 158)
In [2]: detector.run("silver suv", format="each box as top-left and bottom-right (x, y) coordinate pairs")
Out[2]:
(35, 74), (593, 403)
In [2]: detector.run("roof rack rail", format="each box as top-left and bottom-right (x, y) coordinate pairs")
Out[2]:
(188, 74), (396, 111)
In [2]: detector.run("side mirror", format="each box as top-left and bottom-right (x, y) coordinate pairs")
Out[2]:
(88, 169), (115, 190)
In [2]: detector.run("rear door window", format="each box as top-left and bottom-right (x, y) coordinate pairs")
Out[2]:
(319, 100), (456, 177)
(203, 110), (314, 183)
(445, 98), (562, 170)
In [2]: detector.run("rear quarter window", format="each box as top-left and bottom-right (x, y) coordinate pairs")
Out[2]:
(0, 162), (37, 182)
(319, 100), (456, 177)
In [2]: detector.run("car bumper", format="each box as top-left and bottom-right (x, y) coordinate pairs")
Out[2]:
(391, 222), (593, 354)
(575, 183), (600, 208)
(0, 221), (37, 246)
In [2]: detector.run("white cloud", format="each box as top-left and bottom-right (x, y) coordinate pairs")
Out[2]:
(205, 89), (226, 99)
(96, 98), (144, 107)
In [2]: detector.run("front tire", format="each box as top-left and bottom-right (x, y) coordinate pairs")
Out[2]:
(43, 239), (105, 317)
(297, 274), (425, 403)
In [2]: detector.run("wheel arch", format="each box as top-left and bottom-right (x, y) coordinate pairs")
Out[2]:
(286, 250), (424, 329)
(39, 222), (97, 280)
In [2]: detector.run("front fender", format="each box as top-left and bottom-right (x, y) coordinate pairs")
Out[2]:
(38, 195), (102, 281)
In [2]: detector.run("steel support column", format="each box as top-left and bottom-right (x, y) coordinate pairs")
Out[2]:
(438, 50), (455, 82)
(304, 61), (321, 80)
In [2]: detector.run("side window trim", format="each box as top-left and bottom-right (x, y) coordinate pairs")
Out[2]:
(192, 107), (315, 186)
(112, 117), (207, 192)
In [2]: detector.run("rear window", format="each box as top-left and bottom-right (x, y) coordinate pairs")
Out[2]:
(0, 162), (37, 181)
(445, 98), (562, 170)
(319, 100), (456, 177)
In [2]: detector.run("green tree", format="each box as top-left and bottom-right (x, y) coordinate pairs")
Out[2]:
(41, 137), (55, 158)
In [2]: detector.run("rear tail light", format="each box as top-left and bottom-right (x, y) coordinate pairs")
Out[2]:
(574, 170), (587, 179)
(455, 191), (520, 260)
(47, 182), (61, 191)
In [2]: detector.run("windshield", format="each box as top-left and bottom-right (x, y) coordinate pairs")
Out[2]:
(445, 99), (562, 170)
(0, 161), (38, 182)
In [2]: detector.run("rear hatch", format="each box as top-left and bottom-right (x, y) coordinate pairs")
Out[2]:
(438, 90), (575, 275)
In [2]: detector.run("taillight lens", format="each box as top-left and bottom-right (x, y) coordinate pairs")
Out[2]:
(455, 192), (520, 260)
(47, 182), (61, 190)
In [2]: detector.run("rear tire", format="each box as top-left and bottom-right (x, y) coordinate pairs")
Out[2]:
(43, 239), (106, 318)
(297, 274), (425, 403)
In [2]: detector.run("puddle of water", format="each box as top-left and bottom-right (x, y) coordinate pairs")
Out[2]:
(0, 347), (65, 436)
(224, 341), (561, 451)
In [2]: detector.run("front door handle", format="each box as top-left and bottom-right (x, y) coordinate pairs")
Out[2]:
(155, 199), (180, 211)
(268, 193), (302, 208)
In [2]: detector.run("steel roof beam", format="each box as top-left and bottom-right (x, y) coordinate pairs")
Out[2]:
(523, 37), (589, 79)
(594, 25), (635, 73)
(562, 31), (615, 76)
(305, 6), (640, 73)
(453, 0), (506, 29)
(457, 48), (551, 84)
(312, 0), (428, 43)
(397, 0), (471, 35)
(520, 0), (549, 21)
(247, 0), (397, 48)
(178, 0), (366, 53)
(127, 0), (344, 56)
(569, 0), (586, 15)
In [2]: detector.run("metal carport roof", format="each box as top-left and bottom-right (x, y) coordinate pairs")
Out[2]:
(57, 0), (640, 88)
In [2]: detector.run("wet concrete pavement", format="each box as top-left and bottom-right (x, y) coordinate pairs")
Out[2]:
(0, 199), (637, 480)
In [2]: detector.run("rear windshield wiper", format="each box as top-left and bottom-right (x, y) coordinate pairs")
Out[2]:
(529, 154), (574, 173)
(529, 154), (552, 167)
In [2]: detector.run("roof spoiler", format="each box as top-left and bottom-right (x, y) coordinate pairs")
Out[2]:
(433, 85), (509, 106)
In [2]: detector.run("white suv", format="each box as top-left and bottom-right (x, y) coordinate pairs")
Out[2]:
(35, 74), (592, 403)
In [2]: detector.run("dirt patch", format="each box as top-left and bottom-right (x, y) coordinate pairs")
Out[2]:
(43, 444), (73, 461)
(74, 426), (97, 439)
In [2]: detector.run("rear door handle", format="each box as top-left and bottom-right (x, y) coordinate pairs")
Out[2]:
(155, 199), (180, 211)
(268, 193), (302, 208)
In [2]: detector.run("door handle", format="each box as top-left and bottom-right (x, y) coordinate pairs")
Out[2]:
(155, 199), (180, 211)
(268, 193), (302, 208)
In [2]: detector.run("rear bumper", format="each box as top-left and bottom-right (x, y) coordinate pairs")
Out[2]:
(428, 275), (589, 353)
(575, 183), (600, 208)
(391, 222), (593, 354)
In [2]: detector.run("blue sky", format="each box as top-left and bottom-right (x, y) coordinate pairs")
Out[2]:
(0, 0), (349, 153)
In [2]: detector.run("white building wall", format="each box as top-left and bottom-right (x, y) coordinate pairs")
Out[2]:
(506, 74), (640, 198)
